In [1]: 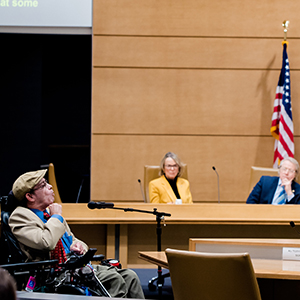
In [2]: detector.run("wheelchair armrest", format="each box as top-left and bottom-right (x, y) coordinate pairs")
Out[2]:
(61, 248), (98, 269)
(0, 259), (58, 275)
(92, 254), (105, 261)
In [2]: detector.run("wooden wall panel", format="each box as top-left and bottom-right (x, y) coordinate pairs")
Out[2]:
(93, 37), (300, 69)
(91, 135), (300, 203)
(93, 0), (300, 37)
(92, 0), (300, 204)
(69, 224), (106, 256)
(92, 68), (300, 135)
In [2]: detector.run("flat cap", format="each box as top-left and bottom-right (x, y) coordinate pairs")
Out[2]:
(12, 169), (47, 201)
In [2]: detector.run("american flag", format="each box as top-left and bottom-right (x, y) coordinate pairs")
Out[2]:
(270, 42), (294, 168)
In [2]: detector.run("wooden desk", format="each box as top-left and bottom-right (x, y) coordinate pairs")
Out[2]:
(13, 203), (300, 268)
(4, 203), (300, 269)
(189, 238), (300, 250)
(189, 238), (300, 260)
(61, 203), (300, 225)
(138, 251), (169, 269)
(190, 238), (300, 280)
(138, 251), (300, 280)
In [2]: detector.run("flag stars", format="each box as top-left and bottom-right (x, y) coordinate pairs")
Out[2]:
(285, 65), (289, 70)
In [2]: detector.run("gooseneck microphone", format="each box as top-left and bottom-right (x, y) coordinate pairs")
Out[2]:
(138, 179), (146, 203)
(290, 221), (300, 235)
(212, 166), (220, 204)
(88, 201), (115, 209)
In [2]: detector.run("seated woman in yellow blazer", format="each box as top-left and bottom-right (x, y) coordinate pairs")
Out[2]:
(149, 152), (193, 204)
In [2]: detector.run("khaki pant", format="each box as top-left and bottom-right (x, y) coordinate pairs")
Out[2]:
(93, 264), (145, 298)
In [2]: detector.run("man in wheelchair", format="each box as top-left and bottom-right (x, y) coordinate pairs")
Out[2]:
(5, 169), (144, 298)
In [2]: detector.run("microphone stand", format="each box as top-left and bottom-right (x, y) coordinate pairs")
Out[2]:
(212, 166), (220, 204)
(88, 204), (171, 300)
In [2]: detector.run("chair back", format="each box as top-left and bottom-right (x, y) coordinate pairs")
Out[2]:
(249, 166), (278, 193)
(166, 248), (262, 300)
(144, 164), (188, 203)
(48, 163), (62, 203)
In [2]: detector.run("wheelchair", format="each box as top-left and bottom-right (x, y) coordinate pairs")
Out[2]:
(1, 248), (111, 296)
(0, 193), (117, 297)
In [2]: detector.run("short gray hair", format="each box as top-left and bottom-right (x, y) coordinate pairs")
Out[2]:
(279, 157), (299, 180)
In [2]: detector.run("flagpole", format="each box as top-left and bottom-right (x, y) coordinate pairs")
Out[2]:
(282, 20), (289, 43)
(271, 21), (294, 168)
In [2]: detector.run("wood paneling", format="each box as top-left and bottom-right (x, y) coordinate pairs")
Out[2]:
(93, 0), (300, 37)
(91, 135), (300, 203)
(69, 224), (106, 256)
(93, 36), (300, 69)
(91, 0), (300, 204)
(92, 68), (300, 135)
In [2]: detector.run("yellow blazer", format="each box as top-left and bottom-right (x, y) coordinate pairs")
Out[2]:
(149, 176), (193, 204)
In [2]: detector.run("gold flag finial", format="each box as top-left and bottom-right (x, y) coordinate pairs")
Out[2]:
(282, 20), (289, 41)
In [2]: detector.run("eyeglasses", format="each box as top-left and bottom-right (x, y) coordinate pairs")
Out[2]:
(165, 164), (179, 169)
(280, 167), (296, 174)
(32, 179), (48, 191)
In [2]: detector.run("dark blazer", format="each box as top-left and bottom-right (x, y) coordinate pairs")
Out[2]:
(247, 176), (300, 204)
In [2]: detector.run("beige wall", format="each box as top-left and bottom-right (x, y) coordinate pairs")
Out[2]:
(91, 0), (300, 203)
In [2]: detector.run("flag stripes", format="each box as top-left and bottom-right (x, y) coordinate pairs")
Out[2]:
(270, 42), (294, 168)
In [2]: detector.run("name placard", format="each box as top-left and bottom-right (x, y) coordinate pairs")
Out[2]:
(282, 247), (300, 261)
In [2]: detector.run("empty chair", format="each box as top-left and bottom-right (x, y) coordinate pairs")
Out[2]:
(48, 163), (62, 203)
(166, 248), (262, 300)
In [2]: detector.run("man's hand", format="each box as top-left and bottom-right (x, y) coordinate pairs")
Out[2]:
(70, 242), (85, 255)
(281, 178), (293, 195)
(48, 203), (62, 216)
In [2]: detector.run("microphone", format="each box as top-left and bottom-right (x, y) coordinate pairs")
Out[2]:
(138, 179), (146, 203)
(290, 221), (300, 235)
(212, 166), (220, 204)
(88, 201), (114, 209)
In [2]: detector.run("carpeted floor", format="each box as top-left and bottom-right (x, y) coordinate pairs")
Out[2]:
(133, 268), (174, 300)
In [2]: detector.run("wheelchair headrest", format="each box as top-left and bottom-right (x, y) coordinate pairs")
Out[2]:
(1, 191), (20, 213)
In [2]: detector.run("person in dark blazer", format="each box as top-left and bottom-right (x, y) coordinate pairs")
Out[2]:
(247, 157), (300, 204)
